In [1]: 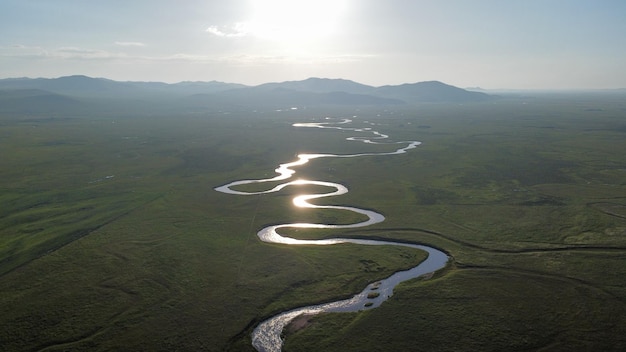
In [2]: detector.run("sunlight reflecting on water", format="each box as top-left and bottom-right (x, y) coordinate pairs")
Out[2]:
(214, 118), (447, 352)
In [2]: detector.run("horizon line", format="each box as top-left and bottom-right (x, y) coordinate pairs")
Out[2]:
(1, 74), (625, 92)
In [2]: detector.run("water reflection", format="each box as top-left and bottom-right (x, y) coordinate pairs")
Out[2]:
(214, 118), (447, 352)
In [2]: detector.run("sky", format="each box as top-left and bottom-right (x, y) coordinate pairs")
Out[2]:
(1, 0), (625, 89)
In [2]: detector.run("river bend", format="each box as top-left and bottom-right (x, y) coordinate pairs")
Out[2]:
(214, 118), (448, 352)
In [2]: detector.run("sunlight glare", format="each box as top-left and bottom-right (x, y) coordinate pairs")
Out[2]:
(247, 0), (348, 42)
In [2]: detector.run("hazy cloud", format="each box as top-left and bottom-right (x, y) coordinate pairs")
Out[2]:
(0, 44), (49, 58)
(210, 53), (373, 66)
(0, 45), (128, 61)
(206, 22), (249, 37)
(1, 43), (369, 68)
(114, 41), (146, 47)
(163, 53), (219, 62)
(56, 47), (126, 60)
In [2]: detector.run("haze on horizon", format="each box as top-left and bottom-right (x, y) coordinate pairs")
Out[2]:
(1, 0), (625, 90)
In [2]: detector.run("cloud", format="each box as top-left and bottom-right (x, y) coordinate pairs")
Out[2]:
(56, 47), (126, 60)
(0, 44), (49, 58)
(206, 22), (249, 37)
(1, 44), (371, 67)
(0, 45), (133, 61)
(114, 41), (146, 47)
(1, 44), (150, 62)
(163, 53), (218, 62)
(1, 45), (210, 63)
(217, 53), (373, 65)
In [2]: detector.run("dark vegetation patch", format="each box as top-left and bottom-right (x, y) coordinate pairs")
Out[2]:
(455, 154), (575, 187)
(285, 269), (626, 352)
(359, 259), (385, 272)
(0, 188), (156, 276)
(412, 186), (459, 205)
(517, 195), (566, 206)
(177, 147), (248, 172)
(589, 202), (626, 219)
(366, 292), (380, 299)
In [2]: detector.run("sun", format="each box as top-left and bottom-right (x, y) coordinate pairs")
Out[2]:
(246, 0), (348, 42)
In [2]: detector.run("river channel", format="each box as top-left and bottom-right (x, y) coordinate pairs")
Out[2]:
(215, 118), (449, 352)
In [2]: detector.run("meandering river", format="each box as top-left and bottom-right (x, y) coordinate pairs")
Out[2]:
(215, 118), (448, 352)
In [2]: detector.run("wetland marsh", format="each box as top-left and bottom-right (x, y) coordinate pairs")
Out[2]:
(1, 94), (625, 351)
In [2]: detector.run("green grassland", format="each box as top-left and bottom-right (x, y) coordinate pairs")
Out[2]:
(1, 95), (626, 351)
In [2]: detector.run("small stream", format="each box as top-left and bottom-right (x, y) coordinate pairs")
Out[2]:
(215, 118), (448, 352)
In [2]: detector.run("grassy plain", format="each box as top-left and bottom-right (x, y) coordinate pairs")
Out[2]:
(1, 93), (626, 351)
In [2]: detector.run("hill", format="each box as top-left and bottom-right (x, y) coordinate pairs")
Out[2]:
(376, 81), (493, 102)
(0, 89), (85, 113)
(253, 77), (376, 95)
(0, 76), (495, 113)
(0, 76), (246, 99)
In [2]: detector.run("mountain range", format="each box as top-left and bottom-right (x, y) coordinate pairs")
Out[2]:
(0, 75), (494, 114)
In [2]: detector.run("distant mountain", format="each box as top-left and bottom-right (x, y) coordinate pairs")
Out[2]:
(253, 77), (375, 95)
(42, 75), (129, 93)
(187, 87), (403, 107)
(220, 78), (492, 103)
(0, 75), (246, 99)
(375, 81), (492, 102)
(0, 88), (59, 100)
(0, 75), (495, 114)
(0, 88), (84, 113)
(130, 80), (248, 96)
(0, 76), (135, 98)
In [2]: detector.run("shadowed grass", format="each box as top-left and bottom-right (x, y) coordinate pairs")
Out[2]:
(285, 268), (626, 352)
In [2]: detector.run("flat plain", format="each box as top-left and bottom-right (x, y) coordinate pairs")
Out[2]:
(1, 93), (625, 351)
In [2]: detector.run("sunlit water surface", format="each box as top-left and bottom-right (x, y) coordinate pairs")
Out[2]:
(215, 118), (448, 352)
